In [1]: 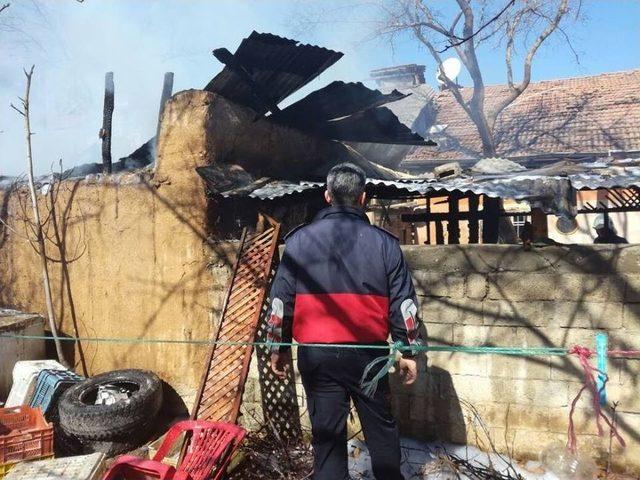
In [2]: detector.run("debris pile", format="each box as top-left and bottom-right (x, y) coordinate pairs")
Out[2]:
(228, 427), (313, 480)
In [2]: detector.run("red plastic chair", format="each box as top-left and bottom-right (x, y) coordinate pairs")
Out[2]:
(103, 456), (178, 480)
(102, 420), (246, 480)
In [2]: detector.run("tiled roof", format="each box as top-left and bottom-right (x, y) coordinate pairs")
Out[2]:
(402, 70), (640, 169)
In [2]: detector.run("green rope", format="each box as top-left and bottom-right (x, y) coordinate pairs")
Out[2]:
(0, 333), (568, 356)
(360, 341), (404, 397)
(0, 332), (573, 398)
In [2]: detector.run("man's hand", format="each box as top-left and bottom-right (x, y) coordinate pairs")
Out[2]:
(398, 357), (418, 385)
(270, 350), (292, 379)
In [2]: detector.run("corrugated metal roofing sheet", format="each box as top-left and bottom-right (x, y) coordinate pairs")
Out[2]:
(270, 81), (408, 126)
(318, 107), (433, 145)
(270, 82), (435, 146)
(205, 31), (343, 116)
(201, 160), (640, 215)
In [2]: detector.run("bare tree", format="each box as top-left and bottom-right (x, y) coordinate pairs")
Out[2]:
(11, 66), (68, 367)
(294, 0), (577, 158)
(378, 0), (576, 157)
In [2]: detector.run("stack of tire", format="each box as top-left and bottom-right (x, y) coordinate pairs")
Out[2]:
(58, 369), (163, 456)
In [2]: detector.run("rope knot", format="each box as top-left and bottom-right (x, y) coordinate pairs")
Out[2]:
(568, 345), (594, 358)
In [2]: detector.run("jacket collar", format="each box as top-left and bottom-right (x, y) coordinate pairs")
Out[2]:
(314, 205), (370, 223)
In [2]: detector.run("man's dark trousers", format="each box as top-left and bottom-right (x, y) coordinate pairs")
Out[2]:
(298, 345), (404, 480)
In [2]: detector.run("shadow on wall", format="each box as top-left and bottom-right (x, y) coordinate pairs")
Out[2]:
(402, 243), (640, 467)
(390, 364), (465, 443)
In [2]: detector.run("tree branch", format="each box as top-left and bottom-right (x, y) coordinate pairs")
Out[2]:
(439, 0), (516, 53)
(0, 3), (9, 15)
(489, 0), (570, 127)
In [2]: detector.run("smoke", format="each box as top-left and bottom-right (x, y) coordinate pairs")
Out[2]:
(0, 0), (382, 177)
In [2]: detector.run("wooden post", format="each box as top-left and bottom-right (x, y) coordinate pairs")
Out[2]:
(482, 195), (500, 243)
(435, 220), (444, 245)
(468, 194), (479, 244)
(156, 72), (174, 139)
(425, 195), (431, 245)
(100, 72), (114, 174)
(531, 208), (548, 239)
(447, 192), (460, 244)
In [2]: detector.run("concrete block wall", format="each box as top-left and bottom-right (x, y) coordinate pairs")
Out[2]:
(403, 245), (640, 472)
(241, 244), (640, 473)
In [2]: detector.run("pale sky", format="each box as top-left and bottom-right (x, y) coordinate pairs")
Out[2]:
(1, 0), (638, 176)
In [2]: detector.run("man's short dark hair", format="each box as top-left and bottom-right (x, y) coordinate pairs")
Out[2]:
(326, 163), (366, 206)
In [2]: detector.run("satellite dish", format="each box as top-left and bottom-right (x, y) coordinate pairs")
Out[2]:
(437, 58), (462, 85)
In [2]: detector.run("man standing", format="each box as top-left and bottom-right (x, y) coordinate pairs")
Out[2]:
(267, 163), (424, 480)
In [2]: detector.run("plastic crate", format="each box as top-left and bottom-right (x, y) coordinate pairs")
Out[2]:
(3, 452), (105, 480)
(0, 406), (53, 465)
(5, 361), (67, 408)
(0, 455), (53, 479)
(29, 370), (83, 417)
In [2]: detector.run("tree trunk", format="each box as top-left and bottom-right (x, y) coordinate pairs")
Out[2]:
(19, 66), (69, 367)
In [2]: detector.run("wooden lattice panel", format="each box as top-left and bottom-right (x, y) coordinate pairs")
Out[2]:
(255, 291), (302, 442)
(192, 219), (280, 423)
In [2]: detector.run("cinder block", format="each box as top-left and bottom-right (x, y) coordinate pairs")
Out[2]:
(482, 300), (553, 327)
(487, 355), (551, 380)
(509, 431), (570, 461)
(549, 406), (602, 436)
(402, 246), (481, 274)
(413, 271), (465, 298)
(466, 273), (488, 300)
(614, 356), (640, 386)
(491, 378), (570, 407)
(556, 275), (624, 303)
(547, 327), (606, 350)
(623, 274), (640, 302)
(553, 301), (623, 329)
(423, 322), (454, 345)
(420, 297), (483, 325)
(606, 383), (640, 412)
(550, 354), (588, 382)
(487, 273), (559, 301)
(447, 375), (495, 403)
(444, 353), (489, 376)
(453, 324), (519, 347)
(471, 403), (549, 432)
(515, 326), (562, 348)
(622, 303), (640, 331)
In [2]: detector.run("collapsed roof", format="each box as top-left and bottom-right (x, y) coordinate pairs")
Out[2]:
(205, 31), (435, 147)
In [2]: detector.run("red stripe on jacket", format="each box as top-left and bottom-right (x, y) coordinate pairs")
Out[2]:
(293, 293), (389, 343)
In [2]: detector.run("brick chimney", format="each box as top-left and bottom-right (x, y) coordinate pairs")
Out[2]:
(370, 64), (426, 90)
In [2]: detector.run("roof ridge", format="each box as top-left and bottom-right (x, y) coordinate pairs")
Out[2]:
(456, 69), (640, 91)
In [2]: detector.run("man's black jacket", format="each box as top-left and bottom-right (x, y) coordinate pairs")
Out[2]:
(267, 205), (424, 356)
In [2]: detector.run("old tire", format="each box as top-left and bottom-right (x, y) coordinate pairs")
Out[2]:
(58, 369), (162, 441)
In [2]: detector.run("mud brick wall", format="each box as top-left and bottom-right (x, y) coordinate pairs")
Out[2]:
(242, 244), (640, 473)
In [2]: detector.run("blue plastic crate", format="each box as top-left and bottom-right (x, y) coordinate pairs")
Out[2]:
(29, 370), (83, 416)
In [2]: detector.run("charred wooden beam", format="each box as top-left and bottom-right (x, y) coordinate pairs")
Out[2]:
(156, 72), (174, 138)
(100, 72), (114, 174)
(481, 196), (500, 244)
(435, 220), (444, 245)
(468, 194), (479, 244)
(401, 209), (528, 223)
(447, 191), (460, 244)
